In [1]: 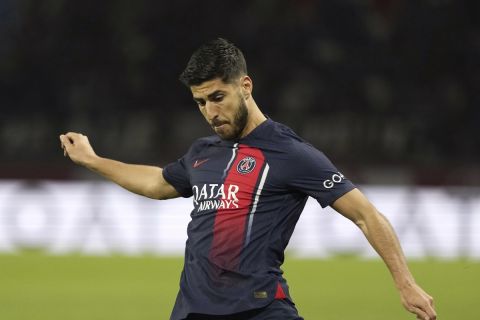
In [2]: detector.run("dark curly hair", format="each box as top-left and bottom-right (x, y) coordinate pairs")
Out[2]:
(179, 38), (247, 87)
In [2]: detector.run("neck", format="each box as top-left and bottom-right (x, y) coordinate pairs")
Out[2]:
(240, 98), (267, 138)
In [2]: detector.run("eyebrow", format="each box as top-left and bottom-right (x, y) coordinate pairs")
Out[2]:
(193, 90), (225, 102)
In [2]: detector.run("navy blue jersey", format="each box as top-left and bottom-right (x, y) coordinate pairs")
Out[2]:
(163, 119), (355, 319)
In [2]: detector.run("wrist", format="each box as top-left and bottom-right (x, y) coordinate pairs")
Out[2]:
(83, 154), (101, 170)
(389, 266), (416, 290)
(394, 276), (416, 292)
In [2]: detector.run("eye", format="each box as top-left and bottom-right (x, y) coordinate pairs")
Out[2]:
(211, 94), (224, 102)
(195, 99), (206, 107)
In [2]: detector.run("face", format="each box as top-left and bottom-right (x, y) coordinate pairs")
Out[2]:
(191, 78), (249, 140)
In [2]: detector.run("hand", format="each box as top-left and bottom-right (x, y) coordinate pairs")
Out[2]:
(59, 132), (98, 167)
(400, 282), (436, 320)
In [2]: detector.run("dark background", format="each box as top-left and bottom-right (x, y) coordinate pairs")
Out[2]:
(1, 0), (479, 185)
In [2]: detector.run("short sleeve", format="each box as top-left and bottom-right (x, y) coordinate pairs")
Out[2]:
(287, 143), (355, 208)
(162, 156), (193, 198)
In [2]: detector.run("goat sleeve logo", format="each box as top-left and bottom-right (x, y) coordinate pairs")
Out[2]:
(323, 172), (345, 189)
(237, 156), (256, 174)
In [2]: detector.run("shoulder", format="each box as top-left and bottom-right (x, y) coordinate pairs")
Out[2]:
(264, 120), (306, 149)
(265, 121), (339, 176)
(258, 121), (331, 177)
(270, 121), (323, 158)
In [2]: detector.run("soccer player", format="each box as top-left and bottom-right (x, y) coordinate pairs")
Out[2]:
(59, 38), (437, 320)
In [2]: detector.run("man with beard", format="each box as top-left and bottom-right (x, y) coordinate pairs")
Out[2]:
(60, 38), (436, 320)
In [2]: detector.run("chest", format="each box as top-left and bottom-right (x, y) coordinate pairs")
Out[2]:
(188, 144), (277, 214)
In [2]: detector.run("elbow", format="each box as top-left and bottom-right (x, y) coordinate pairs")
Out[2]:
(148, 184), (180, 200)
(146, 189), (170, 200)
(352, 205), (383, 233)
(152, 193), (173, 201)
(353, 216), (369, 236)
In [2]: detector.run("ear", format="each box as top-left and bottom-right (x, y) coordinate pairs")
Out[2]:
(240, 76), (253, 99)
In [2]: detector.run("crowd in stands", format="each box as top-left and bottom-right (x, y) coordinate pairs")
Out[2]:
(1, 0), (478, 184)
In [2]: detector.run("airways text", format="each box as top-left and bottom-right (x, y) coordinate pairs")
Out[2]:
(192, 184), (240, 214)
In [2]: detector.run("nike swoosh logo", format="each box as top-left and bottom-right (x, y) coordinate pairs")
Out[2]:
(193, 158), (210, 168)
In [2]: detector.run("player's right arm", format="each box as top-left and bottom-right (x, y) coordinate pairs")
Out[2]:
(59, 132), (180, 200)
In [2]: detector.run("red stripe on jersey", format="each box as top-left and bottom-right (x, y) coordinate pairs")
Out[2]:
(274, 282), (287, 300)
(209, 145), (265, 271)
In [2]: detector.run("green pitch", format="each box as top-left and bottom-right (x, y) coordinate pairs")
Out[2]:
(0, 252), (478, 319)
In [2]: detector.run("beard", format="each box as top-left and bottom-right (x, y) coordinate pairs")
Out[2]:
(212, 95), (249, 140)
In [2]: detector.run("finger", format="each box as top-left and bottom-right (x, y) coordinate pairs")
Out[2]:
(59, 135), (74, 157)
(418, 295), (436, 320)
(409, 306), (430, 320)
(65, 132), (84, 136)
(65, 131), (87, 143)
(424, 302), (437, 320)
(64, 132), (79, 143)
(59, 134), (73, 148)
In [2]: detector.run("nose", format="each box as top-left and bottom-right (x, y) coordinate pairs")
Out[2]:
(204, 101), (219, 121)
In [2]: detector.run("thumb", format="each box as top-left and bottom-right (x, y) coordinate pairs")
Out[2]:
(59, 134), (73, 155)
(59, 134), (72, 146)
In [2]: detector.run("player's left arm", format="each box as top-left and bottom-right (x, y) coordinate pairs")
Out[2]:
(331, 188), (437, 320)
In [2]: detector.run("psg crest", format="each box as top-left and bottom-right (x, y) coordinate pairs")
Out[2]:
(237, 156), (256, 174)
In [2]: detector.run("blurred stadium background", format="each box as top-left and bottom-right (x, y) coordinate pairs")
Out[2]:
(1, 0), (479, 319)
